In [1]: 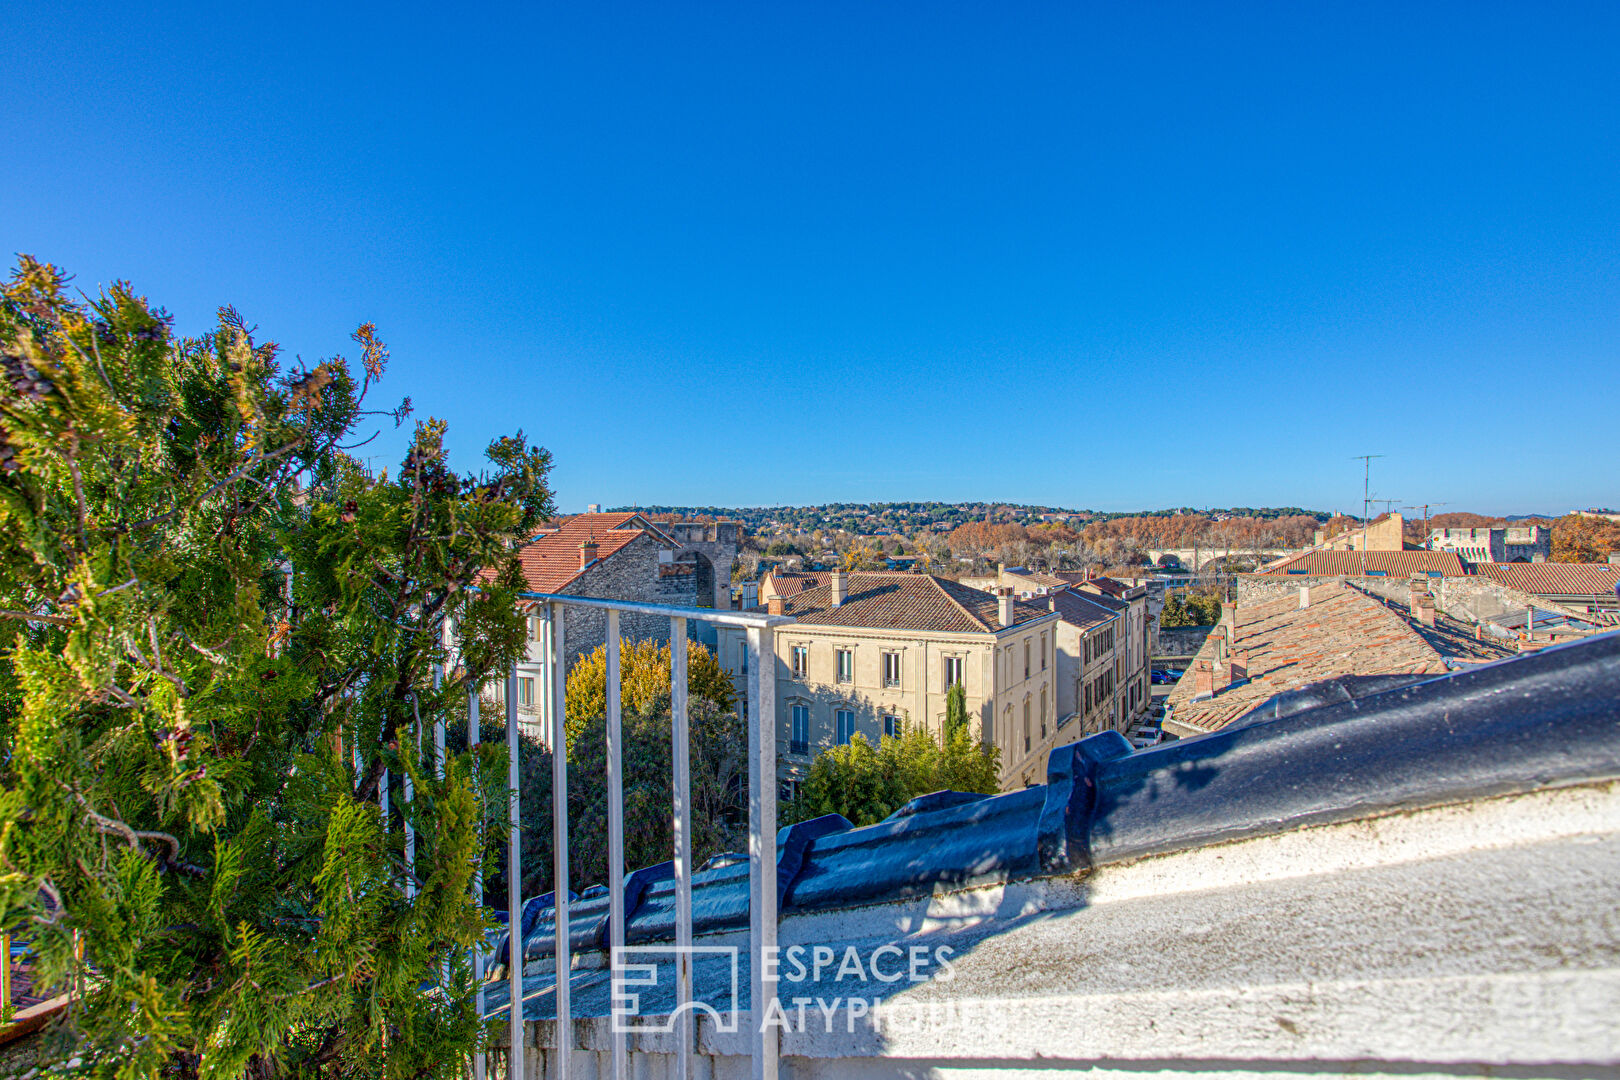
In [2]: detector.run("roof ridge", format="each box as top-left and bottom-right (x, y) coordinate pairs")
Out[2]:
(932, 575), (1000, 632)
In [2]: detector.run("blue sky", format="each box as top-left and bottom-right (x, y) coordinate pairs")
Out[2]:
(3, 2), (1616, 516)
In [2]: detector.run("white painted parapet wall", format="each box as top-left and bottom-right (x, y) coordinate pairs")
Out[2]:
(508, 777), (1620, 1079)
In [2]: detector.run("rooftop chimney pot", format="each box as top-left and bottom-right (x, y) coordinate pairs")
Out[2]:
(997, 587), (1015, 628)
(1299, 585), (1311, 609)
(579, 537), (599, 568)
(830, 569), (848, 608)
(766, 595), (786, 617)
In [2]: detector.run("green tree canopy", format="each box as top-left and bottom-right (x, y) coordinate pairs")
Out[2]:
(0, 257), (553, 1079)
(785, 723), (1000, 827)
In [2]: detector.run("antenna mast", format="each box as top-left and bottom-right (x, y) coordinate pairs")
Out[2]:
(1350, 455), (1384, 575)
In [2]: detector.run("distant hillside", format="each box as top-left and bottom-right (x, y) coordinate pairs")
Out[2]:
(608, 502), (1331, 534)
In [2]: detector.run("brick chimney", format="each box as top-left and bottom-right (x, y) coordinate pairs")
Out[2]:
(997, 587), (1015, 628)
(1229, 649), (1249, 683)
(579, 537), (599, 568)
(1219, 603), (1238, 644)
(1192, 659), (1215, 699)
(1414, 593), (1436, 626)
(830, 569), (848, 608)
(766, 595), (786, 616)
(1299, 585), (1311, 609)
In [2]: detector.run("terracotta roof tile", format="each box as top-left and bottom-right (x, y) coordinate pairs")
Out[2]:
(508, 513), (672, 593)
(1164, 583), (1451, 733)
(1475, 562), (1620, 597)
(760, 572), (1054, 633)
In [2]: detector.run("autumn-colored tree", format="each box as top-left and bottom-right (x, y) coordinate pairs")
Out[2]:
(563, 637), (736, 754)
(0, 257), (553, 1078)
(1551, 513), (1620, 563)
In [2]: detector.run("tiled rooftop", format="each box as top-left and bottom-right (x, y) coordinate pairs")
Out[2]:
(1256, 550), (1468, 577)
(757, 572), (1054, 633)
(1164, 583), (1451, 733)
(1475, 562), (1620, 597)
(509, 512), (672, 593)
(1045, 587), (1122, 631)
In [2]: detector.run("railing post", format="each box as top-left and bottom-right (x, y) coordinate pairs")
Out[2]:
(550, 603), (571, 1080)
(606, 611), (627, 1080)
(745, 625), (778, 1080)
(671, 617), (693, 1079)
(506, 665), (524, 1080)
(469, 685), (486, 1080)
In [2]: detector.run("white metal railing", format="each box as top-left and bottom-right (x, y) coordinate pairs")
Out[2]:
(478, 593), (791, 1080)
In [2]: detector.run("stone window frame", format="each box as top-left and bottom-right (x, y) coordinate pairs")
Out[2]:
(789, 641), (811, 679)
(788, 698), (814, 753)
(833, 704), (857, 746)
(881, 649), (902, 689)
(942, 653), (965, 691)
(834, 645), (855, 685)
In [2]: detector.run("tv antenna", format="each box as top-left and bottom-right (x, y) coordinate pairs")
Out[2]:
(1350, 455), (1384, 575)
(1403, 502), (1451, 545)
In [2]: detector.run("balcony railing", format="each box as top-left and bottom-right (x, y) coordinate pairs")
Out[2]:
(479, 592), (793, 1080)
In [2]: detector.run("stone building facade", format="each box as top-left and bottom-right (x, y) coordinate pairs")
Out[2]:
(718, 571), (1060, 793)
(1429, 524), (1552, 564)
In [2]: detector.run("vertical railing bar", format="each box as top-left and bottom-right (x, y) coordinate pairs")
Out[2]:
(746, 625), (779, 1080)
(671, 617), (693, 1080)
(405, 692), (417, 901)
(551, 602), (571, 1080)
(506, 665), (524, 1080)
(606, 610), (627, 1080)
(469, 683), (486, 1080)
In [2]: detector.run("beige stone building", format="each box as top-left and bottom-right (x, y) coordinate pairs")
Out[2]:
(962, 567), (1153, 729)
(718, 570), (1060, 795)
(1312, 511), (1406, 552)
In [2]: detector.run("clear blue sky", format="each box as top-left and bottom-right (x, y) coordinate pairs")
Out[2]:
(4, 2), (1616, 516)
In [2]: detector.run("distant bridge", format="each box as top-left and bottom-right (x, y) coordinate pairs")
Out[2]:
(1144, 547), (1299, 572)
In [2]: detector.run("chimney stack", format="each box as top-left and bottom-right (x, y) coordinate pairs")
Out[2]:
(1299, 585), (1311, 609)
(579, 537), (599, 568)
(997, 587), (1015, 628)
(766, 595), (786, 616)
(1228, 649), (1249, 683)
(1414, 593), (1436, 626)
(830, 569), (848, 608)
(1192, 659), (1215, 699)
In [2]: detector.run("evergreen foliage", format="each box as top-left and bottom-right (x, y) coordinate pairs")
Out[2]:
(0, 258), (553, 1078)
(785, 723), (1000, 827)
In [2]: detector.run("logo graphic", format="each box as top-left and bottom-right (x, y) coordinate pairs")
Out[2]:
(611, 945), (739, 1034)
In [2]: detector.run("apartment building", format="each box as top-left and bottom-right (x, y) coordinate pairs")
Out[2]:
(718, 570), (1060, 794)
(963, 566), (1154, 728)
(1046, 589), (1128, 737)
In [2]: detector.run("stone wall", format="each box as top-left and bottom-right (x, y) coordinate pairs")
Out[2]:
(1236, 573), (1417, 607)
(1155, 624), (1215, 658)
(1237, 572), (1592, 630)
(552, 534), (699, 670)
